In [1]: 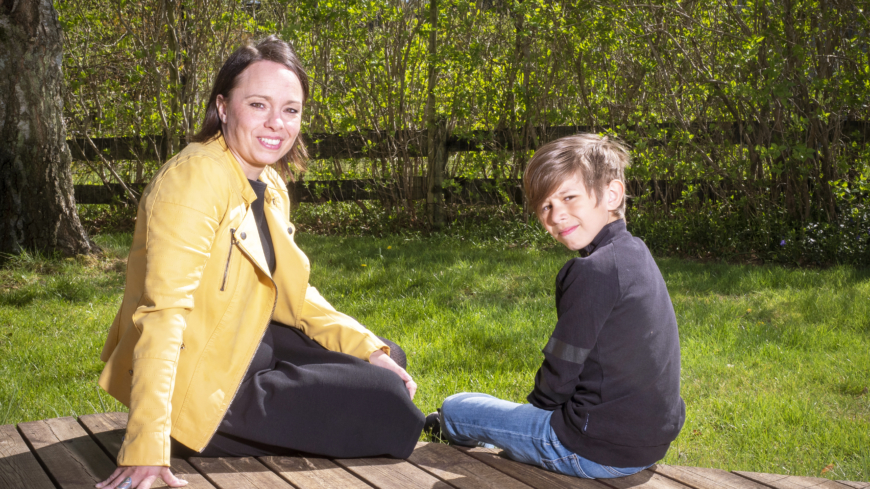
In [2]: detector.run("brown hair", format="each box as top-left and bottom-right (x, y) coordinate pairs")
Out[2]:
(523, 133), (631, 219)
(192, 35), (310, 180)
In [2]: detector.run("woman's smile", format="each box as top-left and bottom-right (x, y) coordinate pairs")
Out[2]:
(258, 136), (283, 149)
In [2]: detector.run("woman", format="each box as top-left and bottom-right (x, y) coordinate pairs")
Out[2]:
(96, 36), (424, 489)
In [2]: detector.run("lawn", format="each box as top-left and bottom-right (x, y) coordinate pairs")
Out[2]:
(1, 231), (868, 481)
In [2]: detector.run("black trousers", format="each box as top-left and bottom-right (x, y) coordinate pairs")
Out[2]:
(173, 322), (424, 459)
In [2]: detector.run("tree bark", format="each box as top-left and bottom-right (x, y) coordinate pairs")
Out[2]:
(426, 120), (448, 228)
(424, 0), (447, 229)
(0, 0), (95, 256)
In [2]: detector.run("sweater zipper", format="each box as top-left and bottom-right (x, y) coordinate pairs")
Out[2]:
(220, 228), (237, 291)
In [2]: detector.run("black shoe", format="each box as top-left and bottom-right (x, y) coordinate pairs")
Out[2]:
(423, 410), (445, 442)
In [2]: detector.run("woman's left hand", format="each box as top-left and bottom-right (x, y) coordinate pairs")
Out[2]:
(369, 349), (417, 399)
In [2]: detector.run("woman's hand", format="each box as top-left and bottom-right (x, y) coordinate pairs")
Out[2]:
(96, 466), (187, 489)
(369, 349), (417, 399)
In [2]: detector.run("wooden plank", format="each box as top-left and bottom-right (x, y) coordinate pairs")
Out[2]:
(335, 456), (453, 489)
(189, 456), (294, 489)
(734, 472), (853, 489)
(0, 423), (55, 489)
(19, 416), (117, 489)
(652, 465), (769, 489)
(78, 412), (129, 457)
(457, 446), (606, 489)
(408, 442), (533, 489)
(835, 482), (870, 489)
(260, 455), (372, 488)
(597, 469), (693, 489)
(78, 412), (215, 489)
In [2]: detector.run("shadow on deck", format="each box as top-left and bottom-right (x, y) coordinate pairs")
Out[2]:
(1, 413), (866, 489)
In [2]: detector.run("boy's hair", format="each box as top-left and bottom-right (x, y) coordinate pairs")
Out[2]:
(523, 133), (631, 219)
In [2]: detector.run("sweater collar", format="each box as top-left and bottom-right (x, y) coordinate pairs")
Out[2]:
(579, 219), (626, 257)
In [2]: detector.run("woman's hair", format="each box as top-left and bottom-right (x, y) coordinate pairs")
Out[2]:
(523, 133), (631, 219)
(192, 35), (310, 179)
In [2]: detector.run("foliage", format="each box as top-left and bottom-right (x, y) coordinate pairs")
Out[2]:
(57, 0), (870, 260)
(1, 233), (867, 480)
(77, 203), (139, 236)
(627, 173), (870, 266)
(287, 194), (870, 266)
(291, 200), (552, 244)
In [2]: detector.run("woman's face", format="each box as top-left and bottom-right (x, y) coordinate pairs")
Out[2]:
(216, 60), (304, 180)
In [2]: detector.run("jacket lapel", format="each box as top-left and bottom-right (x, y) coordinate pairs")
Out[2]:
(220, 136), (272, 277)
(234, 209), (271, 277)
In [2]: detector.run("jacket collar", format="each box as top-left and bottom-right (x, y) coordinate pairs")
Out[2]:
(579, 219), (626, 257)
(216, 134), (258, 205)
(216, 134), (291, 206)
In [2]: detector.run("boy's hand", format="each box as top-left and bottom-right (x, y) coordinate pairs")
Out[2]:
(370, 349), (417, 399)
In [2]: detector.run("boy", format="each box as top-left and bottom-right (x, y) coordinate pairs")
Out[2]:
(429, 134), (685, 479)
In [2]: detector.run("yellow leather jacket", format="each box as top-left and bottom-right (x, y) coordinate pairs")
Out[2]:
(99, 135), (387, 467)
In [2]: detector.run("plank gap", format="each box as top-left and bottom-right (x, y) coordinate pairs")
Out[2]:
(16, 423), (63, 489)
(259, 455), (373, 489)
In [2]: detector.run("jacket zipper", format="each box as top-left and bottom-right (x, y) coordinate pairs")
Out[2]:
(220, 228), (237, 291)
(202, 223), (279, 450)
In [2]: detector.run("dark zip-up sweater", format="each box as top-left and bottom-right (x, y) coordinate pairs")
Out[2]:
(527, 220), (685, 468)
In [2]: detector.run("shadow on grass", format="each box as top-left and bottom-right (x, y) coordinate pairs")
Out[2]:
(0, 275), (123, 307)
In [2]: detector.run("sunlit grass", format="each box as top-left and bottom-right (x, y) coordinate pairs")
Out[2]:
(0, 234), (132, 424)
(0, 232), (867, 481)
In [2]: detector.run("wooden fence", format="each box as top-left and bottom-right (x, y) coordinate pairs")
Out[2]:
(69, 122), (870, 207)
(73, 178), (524, 205)
(73, 177), (762, 206)
(67, 122), (870, 162)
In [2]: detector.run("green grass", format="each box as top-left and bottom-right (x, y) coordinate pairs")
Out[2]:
(0, 234), (132, 424)
(1, 232), (868, 481)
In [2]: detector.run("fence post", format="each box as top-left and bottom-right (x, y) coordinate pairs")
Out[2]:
(424, 0), (447, 229)
(427, 119), (448, 228)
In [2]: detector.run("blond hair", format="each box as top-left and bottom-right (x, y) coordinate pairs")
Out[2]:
(523, 133), (631, 218)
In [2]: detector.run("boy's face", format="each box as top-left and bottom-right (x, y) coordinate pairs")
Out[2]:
(538, 173), (622, 251)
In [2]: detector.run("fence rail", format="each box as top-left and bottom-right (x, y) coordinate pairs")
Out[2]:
(67, 121), (870, 162)
(73, 178), (524, 205)
(72, 178), (806, 206)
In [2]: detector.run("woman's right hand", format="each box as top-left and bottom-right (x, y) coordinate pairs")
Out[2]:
(369, 349), (417, 399)
(96, 465), (188, 489)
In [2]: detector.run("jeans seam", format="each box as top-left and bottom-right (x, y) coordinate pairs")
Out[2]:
(450, 421), (551, 444)
(543, 454), (587, 478)
(603, 465), (633, 477)
(573, 455), (590, 478)
(547, 428), (562, 448)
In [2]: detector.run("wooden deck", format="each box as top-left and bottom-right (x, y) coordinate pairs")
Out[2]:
(1, 413), (867, 489)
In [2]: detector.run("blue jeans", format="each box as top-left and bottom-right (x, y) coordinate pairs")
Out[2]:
(440, 392), (650, 479)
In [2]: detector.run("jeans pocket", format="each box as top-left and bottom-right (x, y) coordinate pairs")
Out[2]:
(541, 454), (587, 478)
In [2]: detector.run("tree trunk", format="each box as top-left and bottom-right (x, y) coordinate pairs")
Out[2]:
(424, 0), (447, 229)
(427, 120), (448, 229)
(0, 0), (95, 256)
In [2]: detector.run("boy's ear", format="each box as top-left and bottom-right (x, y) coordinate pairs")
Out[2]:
(605, 180), (625, 212)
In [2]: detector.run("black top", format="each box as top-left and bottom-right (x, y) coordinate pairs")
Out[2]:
(248, 179), (276, 274)
(527, 219), (685, 467)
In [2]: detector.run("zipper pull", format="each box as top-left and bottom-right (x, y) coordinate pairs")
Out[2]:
(221, 228), (238, 292)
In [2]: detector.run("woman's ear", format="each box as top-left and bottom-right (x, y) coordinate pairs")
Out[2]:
(606, 179), (625, 212)
(216, 95), (228, 124)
